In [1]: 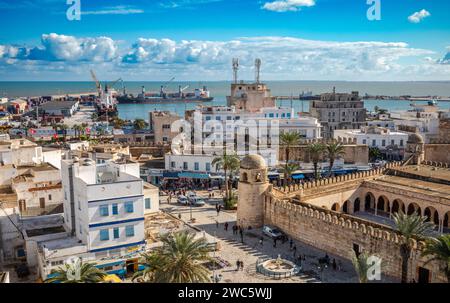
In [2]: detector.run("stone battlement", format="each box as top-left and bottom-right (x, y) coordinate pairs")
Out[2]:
(273, 161), (403, 195)
(270, 198), (427, 250)
(296, 137), (358, 145)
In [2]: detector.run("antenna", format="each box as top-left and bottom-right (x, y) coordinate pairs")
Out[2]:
(232, 58), (239, 84)
(255, 58), (261, 84)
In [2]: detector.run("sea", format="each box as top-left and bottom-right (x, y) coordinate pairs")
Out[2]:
(1, 81), (450, 121)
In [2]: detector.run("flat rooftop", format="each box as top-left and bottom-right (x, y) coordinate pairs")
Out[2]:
(39, 236), (85, 251)
(368, 175), (450, 200)
(40, 100), (78, 110)
(392, 165), (450, 183)
(26, 226), (66, 238)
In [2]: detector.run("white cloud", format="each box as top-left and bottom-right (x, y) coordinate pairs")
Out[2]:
(0, 33), (118, 62)
(262, 0), (315, 12)
(82, 6), (144, 15)
(2, 35), (450, 81)
(408, 9), (431, 23)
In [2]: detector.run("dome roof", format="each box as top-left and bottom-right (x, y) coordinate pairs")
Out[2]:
(240, 154), (266, 170)
(407, 133), (424, 144)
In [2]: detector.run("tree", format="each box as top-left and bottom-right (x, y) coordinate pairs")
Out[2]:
(113, 118), (125, 129)
(280, 163), (299, 186)
(133, 231), (212, 283)
(44, 259), (106, 283)
(133, 118), (146, 130)
(73, 124), (82, 140)
(393, 212), (434, 283)
(369, 147), (381, 162)
(325, 142), (346, 177)
(280, 131), (301, 181)
(421, 235), (450, 283)
(351, 251), (372, 283)
(307, 143), (326, 179)
(212, 153), (240, 206)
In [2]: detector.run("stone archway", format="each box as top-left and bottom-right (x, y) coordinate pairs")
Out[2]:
(424, 206), (439, 226)
(376, 196), (390, 217)
(391, 199), (405, 215)
(365, 192), (376, 214)
(331, 203), (340, 212)
(342, 201), (349, 214)
(354, 198), (361, 213)
(444, 212), (450, 232)
(407, 202), (422, 216)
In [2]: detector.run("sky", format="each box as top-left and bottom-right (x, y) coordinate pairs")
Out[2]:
(0, 0), (449, 81)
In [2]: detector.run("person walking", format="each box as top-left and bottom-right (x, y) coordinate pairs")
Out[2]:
(236, 260), (240, 271)
(273, 238), (277, 248)
(259, 237), (264, 246)
(337, 260), (342, 271)
(332, 259), (337, 271)
(289, 238), (293, 250)
(240, 260), (244, 271)
(216, 220), (219, 229)
(224, 222), (229, 231)
(239, 228), (244, 243)
(293, 245), (297, 258)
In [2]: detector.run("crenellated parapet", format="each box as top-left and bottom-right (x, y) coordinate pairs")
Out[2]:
(272, 161), (403, 196)
(298, 137), (358, 145)
(269, 198), (427, 249)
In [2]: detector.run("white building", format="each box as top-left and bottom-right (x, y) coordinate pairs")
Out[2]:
(61, 158), (147, 254)
(334, 126), (409, 160)
(12, 163), (63, 216)
(0, 138), (43, 186)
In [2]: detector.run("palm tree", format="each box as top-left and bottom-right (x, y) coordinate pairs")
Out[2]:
(133, 118), (146, 131)
(212, 153), (240, 203)
(133, 231), (212, 283)
(325, 142), (346, 177)
(351, 251), (372, 283)
(113, 118), (125, 129)
(73, 124), (82, 140)
(280, 163), (299, 186)
(44, 259), (106, 283)
(280, 131), (301, 181)
(369, 147), (381, 162)
(393, 212), (434, 283)
(307, 142), (326, 179)
(421, 235), (450, 282)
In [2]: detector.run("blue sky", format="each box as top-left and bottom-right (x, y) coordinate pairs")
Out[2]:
(0, 0), (449, 81)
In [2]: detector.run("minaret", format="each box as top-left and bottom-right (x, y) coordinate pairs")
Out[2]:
(237, 154), (270, 229)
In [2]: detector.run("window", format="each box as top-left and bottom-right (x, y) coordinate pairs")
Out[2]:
(125, 225), (135, 237)
(100, 229), (109, 241)
(372, 140), (376, 147)
(183, 162), (188, 170)
(194, 162), (199, 171)
(215, 116), (221, 121)
(125, 202), (134, 213)
(227, 116), (232, 120)
(112, 203), (118, 215)
(99, 205), (109, 216)
(113, 228), (120, 239)
(362, 139), (367, 145)
(162, 124), (171, 129)
(382, 140), (386, 147)
(171, 161), (176, 168)
(48, 194), (52, 201)
(145, 198), (151, 209)
(400, 140), (404, 147)
(205, 116), (211, 121)
(391, 140), (395, 146)
(205, 163), (211, 172)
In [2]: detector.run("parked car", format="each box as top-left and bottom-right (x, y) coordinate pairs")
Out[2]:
(177, 195), (189, 205)
(190, 197), (206, 207)
(262, 225), (284, 239)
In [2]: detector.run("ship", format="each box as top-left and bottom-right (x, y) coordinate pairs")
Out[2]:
(117, 85), (213, 104)
(95, 85), (118, 119)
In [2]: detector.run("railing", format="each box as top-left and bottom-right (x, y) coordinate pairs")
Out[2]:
(255, 255), (301, 279)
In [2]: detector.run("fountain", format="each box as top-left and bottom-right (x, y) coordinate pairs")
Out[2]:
(256, 254), (300, 278)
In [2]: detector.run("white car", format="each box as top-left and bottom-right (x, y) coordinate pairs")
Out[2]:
(262, 225), (284, 239)
(177, 195), (189, 205)
(190, 197), (206, 207)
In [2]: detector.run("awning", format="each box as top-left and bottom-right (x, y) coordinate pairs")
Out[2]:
(163, 171), (180, 179)
(178, 172), (210, 179)
(292, 174), (305, 180)
(268, 173), (280, 180)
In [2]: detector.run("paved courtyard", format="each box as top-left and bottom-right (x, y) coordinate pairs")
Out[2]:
(160, 190), (392, 283)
